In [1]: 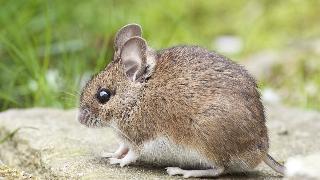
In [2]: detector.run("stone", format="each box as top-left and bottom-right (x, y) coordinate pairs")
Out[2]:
(0, 106), (319, 179)
(285, 153), (320, 179)
(0, 164), (34, 179)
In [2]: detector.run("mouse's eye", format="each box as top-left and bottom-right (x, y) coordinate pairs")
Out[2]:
(96, 88), (111, 104)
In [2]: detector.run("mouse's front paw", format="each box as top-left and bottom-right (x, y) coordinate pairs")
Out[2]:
(102, 143), (129, 159)
(101, 152), (120, 158)
(119, 159), (131, 167)
(109, 158), (132, 167)
(109, 149), (138, 167)
(109, 158), (121, 165)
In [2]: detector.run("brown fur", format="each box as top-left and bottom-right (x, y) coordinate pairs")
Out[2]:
(79, 24), (269, 172)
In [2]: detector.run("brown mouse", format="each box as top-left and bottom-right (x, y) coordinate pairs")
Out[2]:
(78, 24), (285, 178)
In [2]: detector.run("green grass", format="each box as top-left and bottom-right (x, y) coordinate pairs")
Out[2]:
(261, 52), (320, 110)
(0, 0), (320, 111)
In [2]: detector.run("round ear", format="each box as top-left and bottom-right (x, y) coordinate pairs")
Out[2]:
(114, 24), (142, 52)
(120, 37), (147, 82)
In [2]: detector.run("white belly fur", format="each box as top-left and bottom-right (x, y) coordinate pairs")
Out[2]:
(139, 136), (213, 169)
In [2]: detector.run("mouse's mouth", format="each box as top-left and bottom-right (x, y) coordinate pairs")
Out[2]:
(78, 108), (104, 128)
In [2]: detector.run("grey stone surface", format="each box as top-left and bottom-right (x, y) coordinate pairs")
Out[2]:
(0, 106), (319, 179)
(285, 153), (320, 179)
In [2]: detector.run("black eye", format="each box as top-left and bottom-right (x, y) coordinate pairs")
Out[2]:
(96, 88), (111, 104)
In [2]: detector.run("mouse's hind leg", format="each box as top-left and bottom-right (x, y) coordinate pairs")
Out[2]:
(166, 166), (224, 178)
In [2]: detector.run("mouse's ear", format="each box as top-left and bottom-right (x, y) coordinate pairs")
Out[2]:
(114, 24), (142, 52)
(120, 36), (154, 82)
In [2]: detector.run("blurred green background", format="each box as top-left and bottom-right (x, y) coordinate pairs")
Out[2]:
(0, 0), (319, 111)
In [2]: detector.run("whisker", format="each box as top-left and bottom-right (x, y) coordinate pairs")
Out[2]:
(109, 123), (138, 147)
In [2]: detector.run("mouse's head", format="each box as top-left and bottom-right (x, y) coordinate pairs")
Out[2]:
(78, 24), (156, 127)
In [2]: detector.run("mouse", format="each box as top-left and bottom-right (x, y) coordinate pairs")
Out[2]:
(78, 23), (286, 178)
